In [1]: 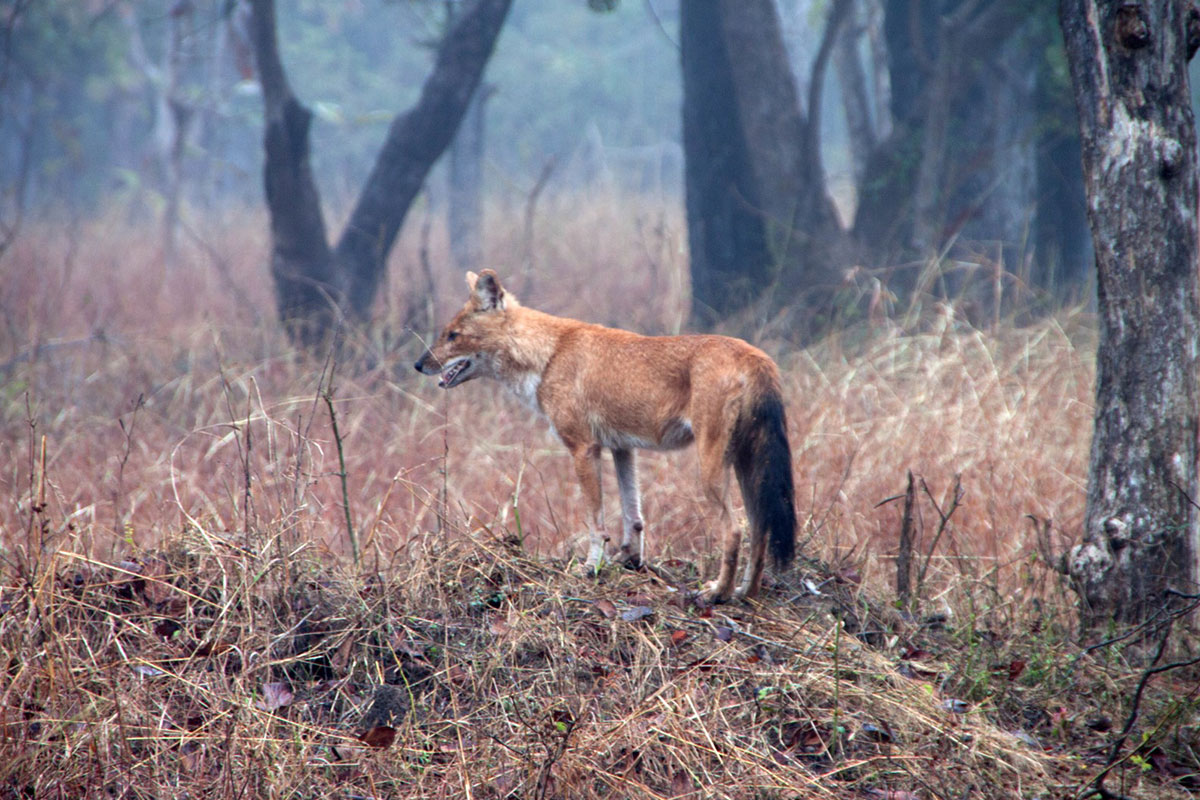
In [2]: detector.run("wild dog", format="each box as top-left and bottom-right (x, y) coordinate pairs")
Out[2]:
(415, 270), (796, 603)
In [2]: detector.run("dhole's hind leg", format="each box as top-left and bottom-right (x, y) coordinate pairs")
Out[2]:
(696, 434), (738, 604)
(612, 449), (644, 566)
(735, 512), (766, 600)
(572, 443), (608, 570)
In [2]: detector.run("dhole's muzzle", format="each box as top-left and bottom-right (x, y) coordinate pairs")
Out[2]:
(414, 352), (474, 388)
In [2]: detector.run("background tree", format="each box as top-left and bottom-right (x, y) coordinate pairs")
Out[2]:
(1060, 0), (1200, 628)
(851, 0), (1090, 301)
(681, 0), (849, 328)
(684, 0), (1092, 331)
(247, 0), (511, 346)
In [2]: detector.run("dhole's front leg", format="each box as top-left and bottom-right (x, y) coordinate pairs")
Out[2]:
(570, 442), (608, 570)
(612, 448), (644, 566)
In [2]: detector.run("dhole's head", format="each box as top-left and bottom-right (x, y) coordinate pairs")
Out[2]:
(414, 270), (515, 388)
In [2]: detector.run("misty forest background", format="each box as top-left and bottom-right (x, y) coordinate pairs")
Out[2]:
(5, 2), (1200, 799)
(6, 0), (1124, 308)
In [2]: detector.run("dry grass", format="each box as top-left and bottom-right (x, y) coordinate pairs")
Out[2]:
(1, 199), (1197, 798)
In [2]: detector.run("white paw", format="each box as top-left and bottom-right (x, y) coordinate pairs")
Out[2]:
(698, 580), (732, 605)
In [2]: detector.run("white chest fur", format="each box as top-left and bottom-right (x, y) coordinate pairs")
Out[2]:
(506, 371), (543, 413)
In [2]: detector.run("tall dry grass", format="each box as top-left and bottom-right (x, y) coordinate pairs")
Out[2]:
(7, 197), (1190, 800)
(0, 198), (1091, 600)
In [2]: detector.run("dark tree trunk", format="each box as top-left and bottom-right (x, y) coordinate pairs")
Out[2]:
(680, 1), (774, 325)
(1060, 0), (1200, 628)
(247, 0), (512, 345)
(681, 0), (846, 329)
(248, 0), (337, 346)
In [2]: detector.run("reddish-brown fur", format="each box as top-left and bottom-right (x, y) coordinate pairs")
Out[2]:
(415, 270), (795, 603)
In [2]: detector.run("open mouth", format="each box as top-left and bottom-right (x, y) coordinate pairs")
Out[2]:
(439, 358), (471, 388)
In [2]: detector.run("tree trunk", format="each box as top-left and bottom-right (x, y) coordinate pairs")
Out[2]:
(834, 0), (877, 183)
(247, 0), (512, 345)
(247, 0), (338, 346)
(680, 1), (774, 324)
(121, 2), (195, 271)
(1060, 0), (1200, 628)
(681, 0), (845, 328)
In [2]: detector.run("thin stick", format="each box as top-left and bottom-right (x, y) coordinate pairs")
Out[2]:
(896, 469), (914, 606)
(323, 381), (358, 568)
(916, 474), (963, 594)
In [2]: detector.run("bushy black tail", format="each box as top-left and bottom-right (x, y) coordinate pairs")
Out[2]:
(731, 392), (796, 571)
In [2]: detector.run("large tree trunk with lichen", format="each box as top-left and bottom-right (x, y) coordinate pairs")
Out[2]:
(1060, 0), (1200, 629)
(246, 0), (511, 346)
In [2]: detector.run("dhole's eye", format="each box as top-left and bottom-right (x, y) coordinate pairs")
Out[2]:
(447, 331), (459, 341)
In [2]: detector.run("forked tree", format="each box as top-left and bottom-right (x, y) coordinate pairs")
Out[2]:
(1060, 0), (1200, 628)
(246, 0), (512, 346)
(679, 0), (849, 328)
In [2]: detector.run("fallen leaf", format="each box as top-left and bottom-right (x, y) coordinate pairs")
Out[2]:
(897, 662), (939, 681)
(669, 769), (692, 797)
(940, 698), (969, 714)
(858, 722), (894, 743)
(193, 640), (233, 658)
(991, 658), (1026, 681)
(131, 664), (164, 678)
(390, 631), (427, 660)
(154, 619), (182, 640)
(714, 626), (733, 642)
(900, 646), (932, 660)
(669, 629), (688, 647)
(257, 682), (294, 711)
(359, 725), (397, 749)
(836, 568), (862, 585)
(330, 742), (364, 761)
(332, 634), (356, 671)
(799, 727), (825, 752)
(593, 598), (617, 619)
(866, 790), (921, 800)
(620, 605), (653, 622)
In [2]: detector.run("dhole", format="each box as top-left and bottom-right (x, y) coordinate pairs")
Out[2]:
(415, 270), (796, 603)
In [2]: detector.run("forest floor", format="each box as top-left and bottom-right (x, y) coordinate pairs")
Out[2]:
(1, 212), (1198, 798)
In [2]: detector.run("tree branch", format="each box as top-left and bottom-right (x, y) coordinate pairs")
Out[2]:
(335, 0), (513, 319)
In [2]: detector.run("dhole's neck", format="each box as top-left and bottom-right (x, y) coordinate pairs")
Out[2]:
(503, 307), (573, 372)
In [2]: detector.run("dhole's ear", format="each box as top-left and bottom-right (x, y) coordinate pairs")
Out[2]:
(465, 271), (479, 291)
(471, 269), (506, 311)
